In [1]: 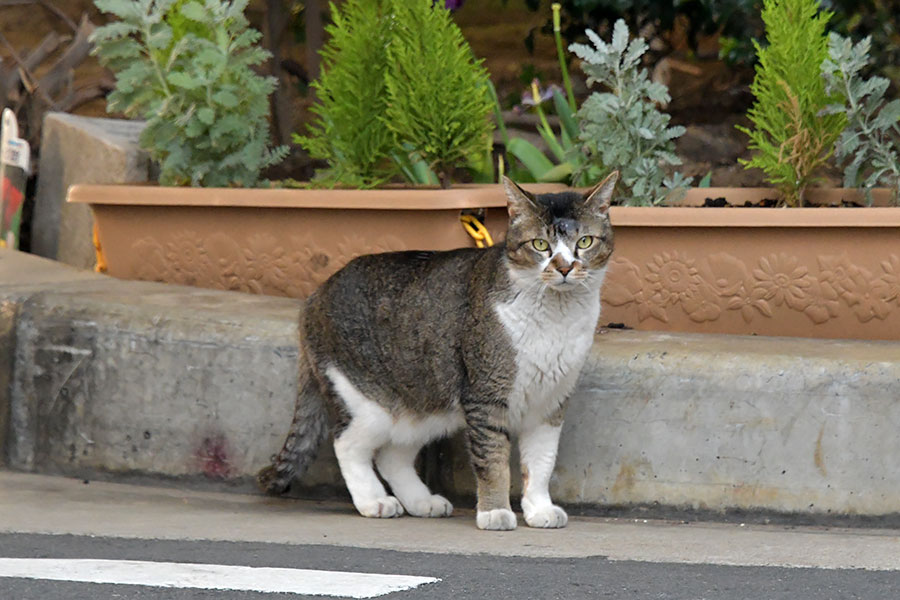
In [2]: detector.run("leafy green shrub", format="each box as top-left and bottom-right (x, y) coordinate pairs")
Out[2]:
(569, 19), (691, 206)
(91, 0), (287, 187)
(822, 33), (900, 205)
(294, 0), (395, 188)
(736, 0), (845, 207)
(296, 0), (493, 189)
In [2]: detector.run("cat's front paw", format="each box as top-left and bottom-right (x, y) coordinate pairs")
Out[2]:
(356, 496), (405, 518)
(523, 504), (568, 528)
(405, 494), (453, 518)
(476, 508), (517, 531)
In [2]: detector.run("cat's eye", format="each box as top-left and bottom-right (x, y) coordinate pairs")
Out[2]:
(532, 239), (550, 252)
(576, 235), (594, 249)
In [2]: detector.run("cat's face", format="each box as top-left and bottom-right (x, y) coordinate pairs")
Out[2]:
(503, 172), (617, 293)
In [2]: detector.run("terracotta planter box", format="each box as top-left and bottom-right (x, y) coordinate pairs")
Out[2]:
(68, 185), (900, 340)
(606, 188), (900, 340)
(67, 184), (558, 298)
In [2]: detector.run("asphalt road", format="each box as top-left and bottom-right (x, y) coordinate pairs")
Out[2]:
(3, 532), (900, 600)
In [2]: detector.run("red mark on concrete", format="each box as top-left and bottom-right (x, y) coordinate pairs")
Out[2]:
(196, 434), (233, 479)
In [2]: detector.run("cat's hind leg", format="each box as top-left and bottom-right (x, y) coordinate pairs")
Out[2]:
(376, 443), (453, 518)
(328, 367), (404, 518)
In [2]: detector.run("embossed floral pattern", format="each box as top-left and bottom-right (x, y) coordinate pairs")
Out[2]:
(604, 251), (900, 328)
(128, 232), (409, 298)
(880, 255), (900, 306)
(802, 279), (841, 325)
(645, 252), (702, 308)
(751, 253), (812, 310)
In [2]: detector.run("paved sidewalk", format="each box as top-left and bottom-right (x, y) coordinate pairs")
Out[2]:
(2, 471), (899, 571)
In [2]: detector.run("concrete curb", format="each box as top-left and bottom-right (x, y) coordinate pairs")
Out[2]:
(3, 248), (900, 520)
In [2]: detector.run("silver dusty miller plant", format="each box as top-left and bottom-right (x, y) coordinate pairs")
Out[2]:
(91, 0), (287, 187)
(569, 19), (691, 206)
(822, 32), (900, 205)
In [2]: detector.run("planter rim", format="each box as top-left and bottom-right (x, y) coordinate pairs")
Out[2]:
(611, 206), (900, 227)
(67, 183), (560, 211)
(69, 184), (899, 226)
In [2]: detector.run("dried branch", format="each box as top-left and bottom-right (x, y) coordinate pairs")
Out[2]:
(0, 29), (56, 107)
(37, 0), (78, 32)
(60, 77), (115, 112)
(0, 0), (78, 31)
(37, 14), (94, 101)
(0, 11), (100, 159)
(1, 31), (64, 97)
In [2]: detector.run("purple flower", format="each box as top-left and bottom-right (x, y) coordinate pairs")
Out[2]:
(514, 79), (564, 112)
(434, 0), (465, 10)
(522, 82), (563, 106)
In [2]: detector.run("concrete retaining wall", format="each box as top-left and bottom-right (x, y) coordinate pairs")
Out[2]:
(3, 248), (900, 519)
(564, 334), (900, 516)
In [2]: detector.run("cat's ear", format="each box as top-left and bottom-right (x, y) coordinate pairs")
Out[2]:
(582, 170), (618, 215)
(503, 176), (538, 220)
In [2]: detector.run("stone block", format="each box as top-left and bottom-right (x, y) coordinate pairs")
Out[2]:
(31, 113), (149, 269)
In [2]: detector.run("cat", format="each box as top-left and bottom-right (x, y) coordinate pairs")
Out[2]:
(258, 171), (617, 530)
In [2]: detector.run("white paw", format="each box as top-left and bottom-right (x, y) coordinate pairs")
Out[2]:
(404, 494), (454, 518)
(356, 496), (405, 518)
(524, 504), (568, 528)
(476, 508), (517, 531)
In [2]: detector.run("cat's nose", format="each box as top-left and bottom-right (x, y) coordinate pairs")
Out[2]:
(557, 264), (573, 277)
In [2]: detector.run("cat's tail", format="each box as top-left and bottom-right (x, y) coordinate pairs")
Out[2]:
(257, 344), (328, 496)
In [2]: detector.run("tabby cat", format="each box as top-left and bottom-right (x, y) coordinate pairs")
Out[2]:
(258, 172), (617, 530)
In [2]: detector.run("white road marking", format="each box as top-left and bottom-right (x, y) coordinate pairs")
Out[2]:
(0, 558), (439, 598)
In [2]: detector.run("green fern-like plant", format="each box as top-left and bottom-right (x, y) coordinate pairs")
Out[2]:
(736, 0), (845, 207)
(294, 0), (396, 188)
(384, 0), (494, 188)
(91, 0), (287, 187)
(297, 0), (491, 189)
(568, 19), (691, 206)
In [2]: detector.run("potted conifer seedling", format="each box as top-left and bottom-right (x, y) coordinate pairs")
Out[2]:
(69, 0), (562, 298)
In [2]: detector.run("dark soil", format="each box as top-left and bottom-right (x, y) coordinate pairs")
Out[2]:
(701, 196), (779, 208)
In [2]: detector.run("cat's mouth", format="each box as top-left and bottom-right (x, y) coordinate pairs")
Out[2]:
(549, 278), (578, 291)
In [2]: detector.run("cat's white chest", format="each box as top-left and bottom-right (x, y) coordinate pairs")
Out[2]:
(494, 290), (600, 429)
